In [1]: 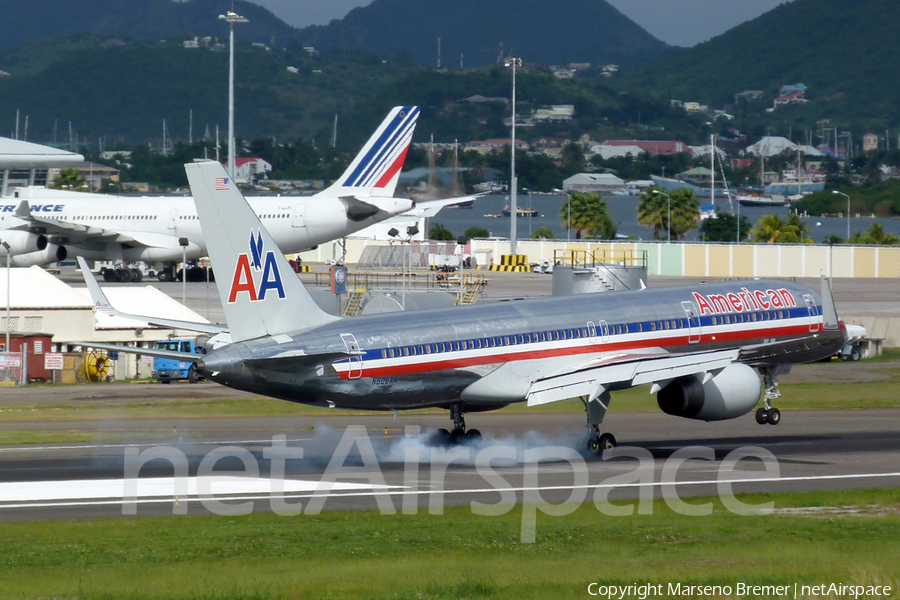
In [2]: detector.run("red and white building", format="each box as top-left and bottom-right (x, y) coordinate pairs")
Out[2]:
(223, 157), (273, 182)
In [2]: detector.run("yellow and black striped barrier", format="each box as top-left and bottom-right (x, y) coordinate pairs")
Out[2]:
(489, 254), (530, 272)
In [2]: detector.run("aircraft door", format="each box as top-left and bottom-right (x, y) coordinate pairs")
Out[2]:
(587, 321), (597, 344)
(168, 209), (178, 230)
(682, 301), (701, 344)
(292, 203), (307, 228)
(340, 333), (363, 379)
(599, 320), (610, 343)
(803, 294), (820, 333)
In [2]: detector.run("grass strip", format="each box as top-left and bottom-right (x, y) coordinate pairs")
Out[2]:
(0, 488), (898, 599)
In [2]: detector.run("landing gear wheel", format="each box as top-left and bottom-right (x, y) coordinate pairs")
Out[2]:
(464, 429), (482, 443)
(158, 270), (172, 282)
(103, 269), (116, 282)
(188, 366), (200, 383)
(587, 436), (601, 455)
(766, 407), (781, 425)
(130, 268), (143, 283)
(449, 428), (465, 445)
(598, 432), (616, 450)
(755, 407), (768, 425)
(432, 428), (451, 445)
(116, 268), (130, 282)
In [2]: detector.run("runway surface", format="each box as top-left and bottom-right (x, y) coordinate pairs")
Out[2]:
(1, 398), (898, 521)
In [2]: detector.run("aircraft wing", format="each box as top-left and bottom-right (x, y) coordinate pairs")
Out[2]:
(403, 195), (480, 218)
(526, 348), (740, 407)
(70, 341), (201, 361)
(77, 257), (227, 335)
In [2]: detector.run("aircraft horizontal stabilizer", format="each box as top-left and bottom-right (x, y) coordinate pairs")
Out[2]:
(70, 341), (201, 362)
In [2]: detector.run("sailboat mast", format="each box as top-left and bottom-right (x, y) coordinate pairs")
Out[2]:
(710, 134), (715, 210)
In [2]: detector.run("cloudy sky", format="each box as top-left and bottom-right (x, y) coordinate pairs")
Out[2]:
(244, 0), (791, 47)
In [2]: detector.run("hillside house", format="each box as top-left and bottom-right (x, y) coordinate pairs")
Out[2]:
(224, 157), (272, 182)
(601, 139), (688, 156)
(863, 134), (879, 152)
(562, 173), (625, 194)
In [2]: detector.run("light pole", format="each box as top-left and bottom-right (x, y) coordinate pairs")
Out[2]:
(179, 237), (189, 305)
(833, 190), (850, 240)
(653, 190), (671, 243)
(457, 235), (469, 303)
(219, 9), (249, 181)
(504, 56), (522, 255)
(2, 241), (9, 376)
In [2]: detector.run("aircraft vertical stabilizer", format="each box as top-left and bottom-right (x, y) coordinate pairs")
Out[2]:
(185, 161), (339, 342)
(322, 106), (420, 198)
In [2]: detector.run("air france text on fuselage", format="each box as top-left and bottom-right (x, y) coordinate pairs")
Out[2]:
(692, 287), (797, 316)
(1, 204), (65, 213)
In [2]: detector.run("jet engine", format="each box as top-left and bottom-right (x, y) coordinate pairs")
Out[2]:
(657, 363), (761, 421)
(10, 244), (67, 267)
(0, 231), (48, 256)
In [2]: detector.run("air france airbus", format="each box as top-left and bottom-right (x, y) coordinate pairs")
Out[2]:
(1, 107), (467, 280)
(89, 160), (853, 452)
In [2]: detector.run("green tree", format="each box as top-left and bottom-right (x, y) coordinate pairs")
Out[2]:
(559, 192), (617, 240)
(749, 214), (800, 243)
(560, 142), (586, 172)
(637, 187), (700, 240)
(429, 223), (455, 240)
(531, 226), (555, 239)
(50, 167), (87, 191)
(786, 213), (814, 244)
(464, 227), (490, 239)
(849, 222), (899, 245)
(698, 212), (751, 242)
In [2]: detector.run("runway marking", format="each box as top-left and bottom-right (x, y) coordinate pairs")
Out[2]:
(0, 475), (396, 503)
(0, 438), (313, 453)
(1, 471), (898, 511)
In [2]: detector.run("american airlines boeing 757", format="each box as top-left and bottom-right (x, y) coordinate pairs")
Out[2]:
(85, 160), (854, 452)
(3, 106), (469, 279)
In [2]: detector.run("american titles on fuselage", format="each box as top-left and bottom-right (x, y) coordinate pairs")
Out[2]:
(692, 287), (797, 316)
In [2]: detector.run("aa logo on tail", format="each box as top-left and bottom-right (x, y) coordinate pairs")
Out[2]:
(228, 230), (286, 303)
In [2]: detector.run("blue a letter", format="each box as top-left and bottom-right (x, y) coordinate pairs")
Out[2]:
(258, 252), (286, 300)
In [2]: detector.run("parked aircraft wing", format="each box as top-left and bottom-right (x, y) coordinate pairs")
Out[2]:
(77, 256), (227, 335)
(526, 348), (740, 407)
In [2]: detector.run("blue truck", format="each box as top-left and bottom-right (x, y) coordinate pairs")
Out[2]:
(152, 339), (206, 383)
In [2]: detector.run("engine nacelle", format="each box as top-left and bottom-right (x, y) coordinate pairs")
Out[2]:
(657, 363), (761, 421)
(0, 231), (48, 255)
(10, 244), (67, 267)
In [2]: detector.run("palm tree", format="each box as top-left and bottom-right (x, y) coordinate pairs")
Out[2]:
(668, 188), (701, 240)
(786, 212), (813, 244)
(429, 223), (455, 240)
(559, 193), (616, 240)
(50, 167), (87, 191)
(749, 215), (800, 243)
(637, 187), (668, 239)
(531, 227), (554, 239)
(638, 187), (700, 240)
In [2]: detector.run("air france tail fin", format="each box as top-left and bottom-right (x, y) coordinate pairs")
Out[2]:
(323, 106), (419, 198)
(185, 161), (339, 342)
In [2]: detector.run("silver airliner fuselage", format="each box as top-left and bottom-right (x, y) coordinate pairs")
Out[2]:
(198, 279), (845, 413)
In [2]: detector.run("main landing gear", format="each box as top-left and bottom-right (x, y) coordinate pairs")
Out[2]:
(755, 365), (788, 426)
(584, 391), (616, 455)
(434, 405), (482, 445)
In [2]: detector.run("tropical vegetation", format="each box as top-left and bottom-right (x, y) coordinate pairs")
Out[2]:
(698, 211), (751, 243)
(637, 187), (700, 241)
(48, 167), (86, 191)
(749, 214), (813, 244)
(559, 193), (617, 240)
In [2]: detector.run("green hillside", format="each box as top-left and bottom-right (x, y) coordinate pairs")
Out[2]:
(298, 0), (672, 68)
(615, 0), (900, 131)
(0, 36), (700, 149)
(0, 0), (294, 50)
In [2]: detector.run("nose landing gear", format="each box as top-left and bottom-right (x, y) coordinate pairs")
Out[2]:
(756, 365), (788, 425)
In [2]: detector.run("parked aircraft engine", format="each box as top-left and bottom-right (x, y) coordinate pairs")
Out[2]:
(657, 363), (761, 421)
(10, 244), (67, 267)
(0, 231), (48, 255)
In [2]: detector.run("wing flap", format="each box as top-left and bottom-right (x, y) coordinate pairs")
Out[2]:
(526, 349), (740, 407)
